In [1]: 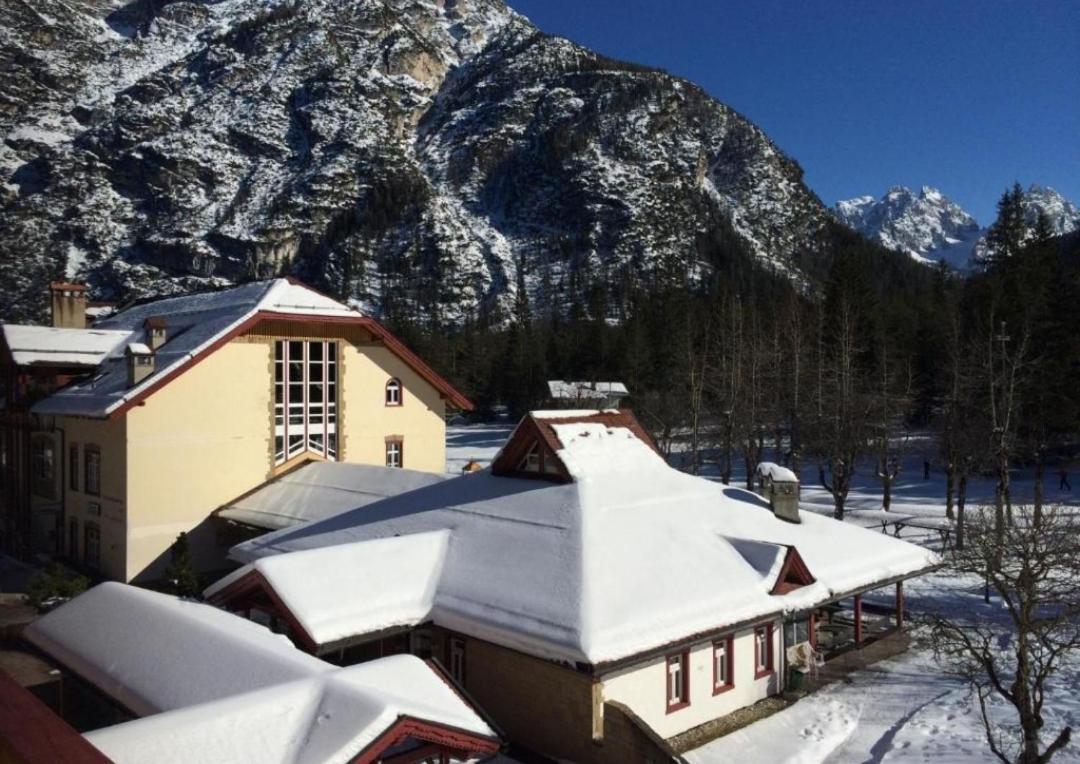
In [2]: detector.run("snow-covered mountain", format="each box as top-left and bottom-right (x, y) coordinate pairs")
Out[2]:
(0, 0), (831, 323)
(836, 185), (1080, 269)
(835, 186), (982, 268)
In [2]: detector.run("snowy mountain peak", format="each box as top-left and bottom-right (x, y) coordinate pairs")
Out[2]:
(835, 186), (980, 268)
(837, 184), (1080, 269)
(1021, 185), (1080, 235)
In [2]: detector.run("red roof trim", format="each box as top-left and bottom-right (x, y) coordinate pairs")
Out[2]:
(770, 546), (816, 595)
(0, 670), (113, 763)
(350, 716), (500, 764)
(205, 570), (320, 654)
(107, 310), (473, 420)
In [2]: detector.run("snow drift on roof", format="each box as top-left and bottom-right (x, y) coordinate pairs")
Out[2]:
(23, 582), (329, 715)
(228, 421), (938, 666)
(217, 461), (450, 531)
(0, 324), (131, 367)
(85, 655), (495, 764)
(206, 531), (451, 648)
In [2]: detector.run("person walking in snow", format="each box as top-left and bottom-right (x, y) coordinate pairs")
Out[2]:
(1060, 467), (1072, 491)
(923, 459), (931, 480)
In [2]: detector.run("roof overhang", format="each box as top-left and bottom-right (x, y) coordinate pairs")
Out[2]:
(101, 310), (473, 420)
(594, 560), (941, 674)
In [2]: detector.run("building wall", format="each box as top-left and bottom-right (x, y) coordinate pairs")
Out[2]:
(431, 630), (601, 763)
(601, 622), (782, 740)
(340, 343), (446, 473)
(125, 341), (273, 581)
(23, 321), (455, 583)
(59, 416), (128, 581)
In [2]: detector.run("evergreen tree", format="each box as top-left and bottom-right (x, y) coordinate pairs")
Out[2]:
(165, 532), (200, 598)
(983, 183), (1028, 264)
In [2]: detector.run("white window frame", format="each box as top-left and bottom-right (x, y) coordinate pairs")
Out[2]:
(666, 652), (689, 710)
(385, 378), (402, 406)
(713, 637), (733, 692)
(274, 340), (337, 465)
(385, 439), (403, 469)
(449, 637), (466, 683)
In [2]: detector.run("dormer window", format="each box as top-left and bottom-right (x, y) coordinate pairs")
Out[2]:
(385, 378), (402, 407)
(519, 443), (541, 472)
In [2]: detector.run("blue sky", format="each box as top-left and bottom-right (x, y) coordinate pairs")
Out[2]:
(507, 1), (1080, 224)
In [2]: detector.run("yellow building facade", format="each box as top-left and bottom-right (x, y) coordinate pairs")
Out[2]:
(13, 280), (468, 582)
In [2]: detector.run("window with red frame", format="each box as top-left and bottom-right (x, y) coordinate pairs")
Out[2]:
(754, 625), (774, 678)
(713, 636), (734, 693)
(665, 652), (690, 711)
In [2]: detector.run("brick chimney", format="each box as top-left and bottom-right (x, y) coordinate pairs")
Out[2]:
(126, 343), (155, 387)
(143, 316), (168, 351)
(49, 282), (88, 328)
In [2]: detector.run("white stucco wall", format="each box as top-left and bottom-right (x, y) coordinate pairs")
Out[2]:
(601, 621), (782, 739)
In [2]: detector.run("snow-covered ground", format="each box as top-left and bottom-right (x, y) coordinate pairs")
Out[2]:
(447, 425), (1080, 762)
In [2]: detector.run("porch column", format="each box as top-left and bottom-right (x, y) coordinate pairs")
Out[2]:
(809, 612), (817, 649)
(895, 581), (905, 629)
(854, 594), (863, 645)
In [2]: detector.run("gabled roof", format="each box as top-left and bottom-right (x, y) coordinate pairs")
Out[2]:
(25, 584), (498, 764)
(0, 324), (132, 368)
(216, 461), (450, 531)
(490, 409), (659, 480)
(23, 582), (329, 716)
(227, 412), (939, 667)
(205, 531), (451, 652)
(84, 656), (498, 764)
(30, 278), (472, 418)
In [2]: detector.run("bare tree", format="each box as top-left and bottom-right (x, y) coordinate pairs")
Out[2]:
(939, 309), (988, 548)
(986, 313), (1031, 529)
(929, 504), (1080, 764)
(872, 342), (912, 511)
(810, 298), (869, 520)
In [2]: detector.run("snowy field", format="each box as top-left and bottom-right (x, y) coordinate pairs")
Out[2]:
(447, 425), (1080, 763)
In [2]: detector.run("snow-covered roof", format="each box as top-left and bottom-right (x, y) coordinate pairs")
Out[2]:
(0, 324), (132, 368)
(26, 584), (496, 763)
(125, 342), (152, 355)
(547, 380), (629, 400)
(227, 415), (939, 666)
(217, 461), (450, 531)
(85, 655), (495, 764)
(206, 531), (451, 650)
(29, 278), (471, 417)
(31, 279), (354, 418)
(757, 461), (799, 483)
(23, 582), (330, 716)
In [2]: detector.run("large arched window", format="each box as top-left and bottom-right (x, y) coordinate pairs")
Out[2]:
(385, 378), (402, 407)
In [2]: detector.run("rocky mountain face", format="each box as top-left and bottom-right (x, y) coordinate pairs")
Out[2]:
(0, 0), (836, 323)
(836, 185), (1080, 269)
